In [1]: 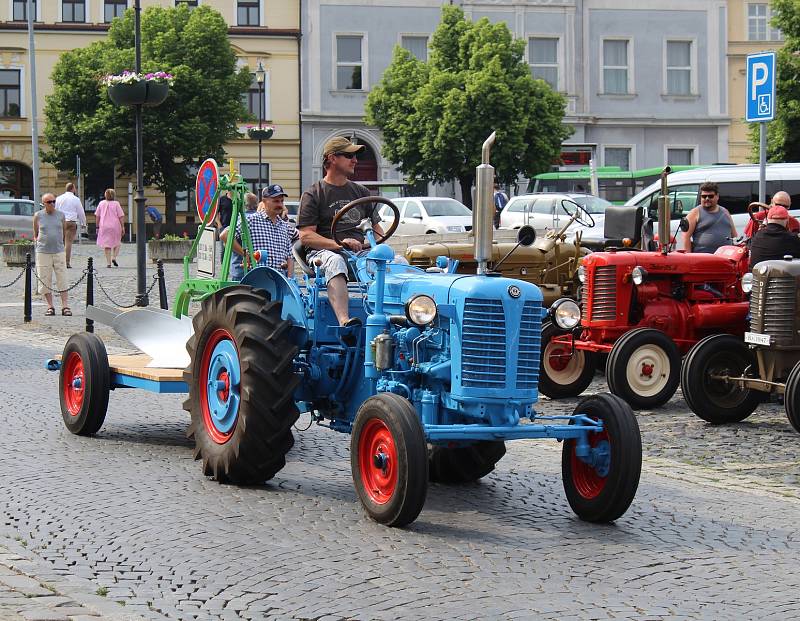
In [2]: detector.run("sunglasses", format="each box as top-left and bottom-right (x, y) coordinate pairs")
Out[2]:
(700, 194), (716, 200)
(44, 199), (56, 204)
(334, 152), (357, 159)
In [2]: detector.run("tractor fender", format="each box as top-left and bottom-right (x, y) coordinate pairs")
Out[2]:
(241, 267), (309, 334)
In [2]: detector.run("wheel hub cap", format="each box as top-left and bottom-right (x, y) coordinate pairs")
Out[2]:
(200, 329), (241, 444)
(63, 352), (85, 417)
(358, 419), (398, 505)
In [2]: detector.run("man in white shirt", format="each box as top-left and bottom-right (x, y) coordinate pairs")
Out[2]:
(55, 182), (87, 268)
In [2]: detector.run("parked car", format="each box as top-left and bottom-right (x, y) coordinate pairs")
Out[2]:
(0, 198), (36, 238)
(284, 200), (299, 223)
(377, 197), (472, 235)
(500, 193), (611, 235)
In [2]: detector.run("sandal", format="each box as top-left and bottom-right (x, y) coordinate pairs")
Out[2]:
(45, 307), (55, 316)
(62, 307), (72, 316)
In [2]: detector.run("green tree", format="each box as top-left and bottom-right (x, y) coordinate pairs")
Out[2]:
(365, 6), (571, 207)
(43, 5), (252, 223)
(749, 0), (800, 162)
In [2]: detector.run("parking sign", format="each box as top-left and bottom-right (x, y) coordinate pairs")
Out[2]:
(746, 52), (776, 122)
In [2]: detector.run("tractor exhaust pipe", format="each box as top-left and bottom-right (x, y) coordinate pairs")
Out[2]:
(474, 131), (496, 275)
(658, 166), (672, 255)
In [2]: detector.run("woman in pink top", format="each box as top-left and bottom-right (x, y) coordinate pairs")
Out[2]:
(95, 188), (125, 267)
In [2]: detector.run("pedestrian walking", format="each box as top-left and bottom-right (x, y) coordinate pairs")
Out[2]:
(55, 182), (86, 269)
(681, 182), (737, 253)
(493, 182), (508, 229)
(33, 193), (71, 316)
(145, 205), (163, 239)
(95, 188), (125, 268)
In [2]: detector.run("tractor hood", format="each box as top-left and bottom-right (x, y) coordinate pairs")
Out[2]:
(582, 248), (746, 277)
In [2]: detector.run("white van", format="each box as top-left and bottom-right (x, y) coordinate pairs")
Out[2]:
(574, 163), (800, 249)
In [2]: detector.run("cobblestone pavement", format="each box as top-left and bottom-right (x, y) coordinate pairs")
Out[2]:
(0, 244), (799, 620)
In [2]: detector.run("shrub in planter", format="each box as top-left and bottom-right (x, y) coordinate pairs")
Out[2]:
(147, 233), (194, 263)
(2, 239), (34, 267)
(0, 228), (15, 243)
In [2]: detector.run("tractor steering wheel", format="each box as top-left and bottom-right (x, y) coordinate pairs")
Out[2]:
(748, 201), (767, 233)
(331, 196), (400, 247)
(560, 199), (595, 228)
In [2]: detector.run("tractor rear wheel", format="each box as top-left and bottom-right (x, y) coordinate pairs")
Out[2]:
(784, 361), (800, 433)
(428, 441), (506, 483)
(539, 322), (596, 399)
(59, 333), (110, 436)
(606, 328), (680, 409)
(680, 334), (760, 424)
(351, 393), (428, 527)
(184, 285), (299, 484)
(562, 393), (641, 522)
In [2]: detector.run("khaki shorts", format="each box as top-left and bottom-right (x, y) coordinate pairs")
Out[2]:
(36, 251), (67, 296)
(306, 249), (349, 281)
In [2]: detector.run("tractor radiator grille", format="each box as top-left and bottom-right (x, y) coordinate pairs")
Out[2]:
(751, 276), (796, 346)
(462, 298), (506, 388)
(409, 257), (431, 267)
(516, 301), (542, 390)
(584, 265), (617, 322)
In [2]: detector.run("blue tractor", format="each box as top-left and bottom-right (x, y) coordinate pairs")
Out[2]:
(181, 134), (642, 526)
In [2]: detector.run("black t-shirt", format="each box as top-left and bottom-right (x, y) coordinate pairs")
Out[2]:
(217, 195), (233, 228)
(297, 180), (378, 243)
(750, 223), (800, 267)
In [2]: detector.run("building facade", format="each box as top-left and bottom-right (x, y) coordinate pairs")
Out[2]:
(0, 0), (300, 227)
(301, 0), (731, 195)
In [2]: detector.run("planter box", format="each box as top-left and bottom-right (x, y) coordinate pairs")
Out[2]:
(247, 127), (274, 140)
(0, 229), (15, 243)
(108, 81), (169, 107)
(147, 239), (194, 263)
(2, 244), (35, 267)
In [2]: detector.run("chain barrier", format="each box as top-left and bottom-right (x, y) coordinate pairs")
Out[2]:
(92, 269), (159, 309)
(0, 267), (25, 289)
(32, 266), (89, 295)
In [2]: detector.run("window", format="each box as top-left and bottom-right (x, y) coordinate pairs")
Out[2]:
(240, 163), (270, 195)
(62, 0), (86, 23)
(404, 202), (422, 219)
(531, 199), (555, 215)
(602, 39), (629, 95)
(13, 0), (36, 21)
(666, 148), (694, 166)
(242, 71), (270, 121)
(105, 0), (127, 22)
(639, 184), (700, 220)
(748, 3), (782, 41)
(666, 40), (692, 95)
(237, 0), (259, 26)
(175, 0), (199, 6)
(336, 35), (364, 90)
(529, 37), (559, 90)
(401, 36), (428, 62)
(0, 71), (21, 118)
(604, 147), (631, 171)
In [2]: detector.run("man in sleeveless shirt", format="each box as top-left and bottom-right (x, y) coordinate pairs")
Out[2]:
(33, 193), (71, 316)
(297, 137), (385, 326)
(682, 182), (737, 253)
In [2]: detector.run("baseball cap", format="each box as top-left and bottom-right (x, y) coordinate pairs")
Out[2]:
(323, 136), (366, 157)
(263, 184), (288, 198)
(768, 205), (790, 220)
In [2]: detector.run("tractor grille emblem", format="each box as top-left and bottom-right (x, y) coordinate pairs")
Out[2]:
(508, 285), (521, 298)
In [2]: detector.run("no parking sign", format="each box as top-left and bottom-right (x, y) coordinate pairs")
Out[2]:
(195, 158), (220, 223)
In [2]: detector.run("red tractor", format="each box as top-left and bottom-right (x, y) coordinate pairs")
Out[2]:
(541, 170), (751, 409)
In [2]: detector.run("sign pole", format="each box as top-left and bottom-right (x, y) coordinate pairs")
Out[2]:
(759, 122), (767, 204)
(746, 51), (776, 205)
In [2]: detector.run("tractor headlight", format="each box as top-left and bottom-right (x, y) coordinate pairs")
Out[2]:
(631, 266), (648, 286)
(741, 272), (753, 293)
(550, 299), (581, 330)
(405, 295), (437, 326)
(577, 266), (586, 283)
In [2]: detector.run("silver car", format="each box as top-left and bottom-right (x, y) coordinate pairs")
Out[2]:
(0, 198), (37, 238)
(500, 193), (611, 235)
(378, 197), (473, 235)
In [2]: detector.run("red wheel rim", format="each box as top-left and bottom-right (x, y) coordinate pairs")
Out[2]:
(63, 352), (85, 417)
(547, 346), (570, 372)
(199, 328), (239, 445)
(358, 418), (398, 505)
(570, 420), (609, 499)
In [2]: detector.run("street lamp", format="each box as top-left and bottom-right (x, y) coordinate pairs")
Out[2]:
(255, 61), (266, 198)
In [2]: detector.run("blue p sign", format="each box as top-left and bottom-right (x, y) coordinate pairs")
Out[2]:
(746, 52), (776, 122)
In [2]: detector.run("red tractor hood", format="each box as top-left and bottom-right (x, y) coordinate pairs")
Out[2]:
(581, 247), (747, 277)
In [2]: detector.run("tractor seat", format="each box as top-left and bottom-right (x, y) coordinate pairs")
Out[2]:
(291, 240), (358, 281)
(603, 205), (643, 249)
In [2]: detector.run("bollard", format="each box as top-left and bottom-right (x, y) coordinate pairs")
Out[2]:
(24, 252), (32, 323)
(85, 257), (94, 333)
(157, 259), (168, 310)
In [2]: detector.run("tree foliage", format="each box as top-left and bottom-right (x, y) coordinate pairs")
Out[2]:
(365, 6), (571, 206)
(43, 5), (251, 220)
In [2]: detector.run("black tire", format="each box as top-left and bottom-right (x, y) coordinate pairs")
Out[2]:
(183, 285), (299, 484)
(59, 332), (110, 436)
(785, 361), (800, 434)
(351, 393), (428, 527)
(539, 322), (596, 399)
(680, 334), (760, 424)
(606, 328), (681, 409)
(428, 441), (506, 483)
(562, 393), (641, 522)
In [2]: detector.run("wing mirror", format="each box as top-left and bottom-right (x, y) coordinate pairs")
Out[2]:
(516, 225), (536, 247)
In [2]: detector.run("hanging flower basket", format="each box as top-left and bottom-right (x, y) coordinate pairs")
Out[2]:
(247, 126), (275, 140)
(103, 71), (173, 107)
(2, 240), (34, 267)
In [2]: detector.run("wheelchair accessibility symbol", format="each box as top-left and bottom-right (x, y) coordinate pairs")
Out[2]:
(758, 94), (772, 116)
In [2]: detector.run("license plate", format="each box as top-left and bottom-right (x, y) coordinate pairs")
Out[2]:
(744, 331), (771, 346)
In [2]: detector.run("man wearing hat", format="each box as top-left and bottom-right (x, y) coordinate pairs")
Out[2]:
(749, 204), (800, 268)
(297, 136), (384, 326)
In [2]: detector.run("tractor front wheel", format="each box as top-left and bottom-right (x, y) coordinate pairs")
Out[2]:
(539, 322), (596, 399)
(680, 334), (760, 424)
(562, 393), (641, 522)
(428, 441), (506, 483)
(184, 285), (299, 484)
(59, 333), (110, 436)
(606, 328), (680, 409)
(351, 393), (428, 527)
(784, 361), (800, 433)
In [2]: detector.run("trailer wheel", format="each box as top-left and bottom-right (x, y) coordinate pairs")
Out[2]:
(184, 285), (299, 484)
(539, 322), (596, 399)
(351, 393), (428, 527)
(428, 441), (506, 483)
(606, 328), (680, 409)
(562, 393), (641, 522)
(59, 333), (110, 436)
(680, 334), (760, 424)
(784, 361), (800, 433)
